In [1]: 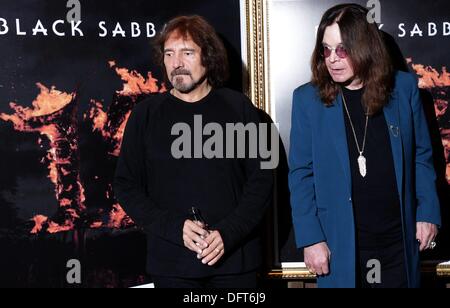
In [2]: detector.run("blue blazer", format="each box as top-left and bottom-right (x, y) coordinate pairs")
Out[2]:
(288, 71), (441, 288)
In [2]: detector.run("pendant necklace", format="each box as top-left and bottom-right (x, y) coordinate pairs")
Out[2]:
(341, 89), (369, 178)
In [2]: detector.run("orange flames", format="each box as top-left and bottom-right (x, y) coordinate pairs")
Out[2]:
(30, 208), (80, 234)
(409, 60), (450, 184)
(109, 60), (166, 97)
(0, 83), (73, 122)
(443, 136), (450, 183)
(0, 83), (76, 196)
(30, 215), (49, 234)
(407, 59), (450, 88)
(89, 61), (165, 156)
(89, 204), (135, 229)
(435, 99), (448, 118)
(1, 63), (162, 234)
(89, 100), (109, 139)
(0, 83), (88, 234)
(108, 204), (134, 229)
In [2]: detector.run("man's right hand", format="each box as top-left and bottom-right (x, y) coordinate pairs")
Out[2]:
(304, 242), (331, 276)
(183, 219), (209, 254)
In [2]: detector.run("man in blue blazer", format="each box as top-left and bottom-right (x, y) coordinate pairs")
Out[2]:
(289, 4), (441, 288)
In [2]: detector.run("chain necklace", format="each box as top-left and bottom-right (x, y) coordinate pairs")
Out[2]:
(341, 89), (369, 178)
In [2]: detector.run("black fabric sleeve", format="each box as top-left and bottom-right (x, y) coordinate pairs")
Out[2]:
(113, 101), (186, 247)
(213, 98), (274, 253)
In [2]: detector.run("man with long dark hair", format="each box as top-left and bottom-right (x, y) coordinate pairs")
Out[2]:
(289, 4), (440, 288)
(114, 16), (273, 288)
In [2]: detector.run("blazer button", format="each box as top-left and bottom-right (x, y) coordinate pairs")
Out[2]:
(349, 197), (352, 202)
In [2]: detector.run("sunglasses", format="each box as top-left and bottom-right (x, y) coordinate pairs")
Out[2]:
(322, 45), (348, 59)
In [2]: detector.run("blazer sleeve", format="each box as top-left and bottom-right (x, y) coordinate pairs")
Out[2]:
(288, 87), (326, 248)
(408, 74), (442, 226)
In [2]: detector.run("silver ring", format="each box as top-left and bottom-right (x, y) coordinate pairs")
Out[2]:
(429, 241), (436, 249)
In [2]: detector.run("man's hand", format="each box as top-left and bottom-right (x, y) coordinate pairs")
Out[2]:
(183, 219), (209, 254)
(199, 230), (225, 266)
(416, 222), (438, 251)
(304, 242), (331, 276)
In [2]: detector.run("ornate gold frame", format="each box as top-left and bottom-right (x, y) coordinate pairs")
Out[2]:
(241, 0), (272, 115)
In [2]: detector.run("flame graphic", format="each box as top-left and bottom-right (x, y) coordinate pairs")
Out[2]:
(0, 83), (88, 233)
(407, 59), (450, 88)
(409, 60), (450, 184)
(1, 61), (162, 234)
(108, 204), (134, 229)
(89, 61), (166, 156)
(109, 60), (166, 97)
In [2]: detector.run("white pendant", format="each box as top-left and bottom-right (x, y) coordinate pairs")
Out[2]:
(358, 154), (367, 178)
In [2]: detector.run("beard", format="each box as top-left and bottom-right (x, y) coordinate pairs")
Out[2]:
(170, 69), (207, 94)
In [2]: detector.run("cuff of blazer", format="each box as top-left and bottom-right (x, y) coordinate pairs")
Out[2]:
(293, 215), (327, 249)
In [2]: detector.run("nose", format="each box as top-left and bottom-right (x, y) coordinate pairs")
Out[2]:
(171, 53), (184, 69)
(328, 50), (339, 63)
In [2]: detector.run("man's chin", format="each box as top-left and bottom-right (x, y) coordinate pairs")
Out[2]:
(173, 84), (195, 94)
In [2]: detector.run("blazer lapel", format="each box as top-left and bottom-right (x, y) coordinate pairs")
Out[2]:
(327, 94), (351, 193)
(383, 91), (404, 201)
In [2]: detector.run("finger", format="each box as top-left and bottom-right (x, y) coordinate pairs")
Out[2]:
(307, 263), (316, 275)
(185, 229), (209, 249)
(183, 238), (203, 254)
(201, 237), (223, 257)
(203, 230), (220, 244)
(416, 227), (426, 251)
(201, 247), (221, 264)
(416, 224), (422, 241)
(201, 238), (224, 263)
(207, 250), (224, 266)
(311, 262), (322, 275)
(419, 238), (427, 251)
(321, 262), (330, 275)
(184, 222), (209, 246)
(186, 220), (209, 238)
(194, 220), (206, 228)
(421, 228), (434, 250)
(183, 228), (209, 249)
(431, 225), (438, 238)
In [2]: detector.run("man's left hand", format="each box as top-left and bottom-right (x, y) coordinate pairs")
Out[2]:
(416, 222), (438, 251)
(199, 230), (225, 266)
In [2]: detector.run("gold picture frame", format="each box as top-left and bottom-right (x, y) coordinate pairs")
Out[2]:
(240, 0), (272, 115)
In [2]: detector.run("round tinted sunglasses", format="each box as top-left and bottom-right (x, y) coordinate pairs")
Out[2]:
(322, 45), (348, 59)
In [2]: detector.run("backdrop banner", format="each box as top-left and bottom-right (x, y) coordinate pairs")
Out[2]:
(0, 0), (242, 287)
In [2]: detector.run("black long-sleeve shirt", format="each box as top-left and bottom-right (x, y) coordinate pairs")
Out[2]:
(342, 87), (403, 250)
(114, 88), (273, 277)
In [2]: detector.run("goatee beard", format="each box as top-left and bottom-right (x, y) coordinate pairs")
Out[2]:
(173, 74), (207, 94)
